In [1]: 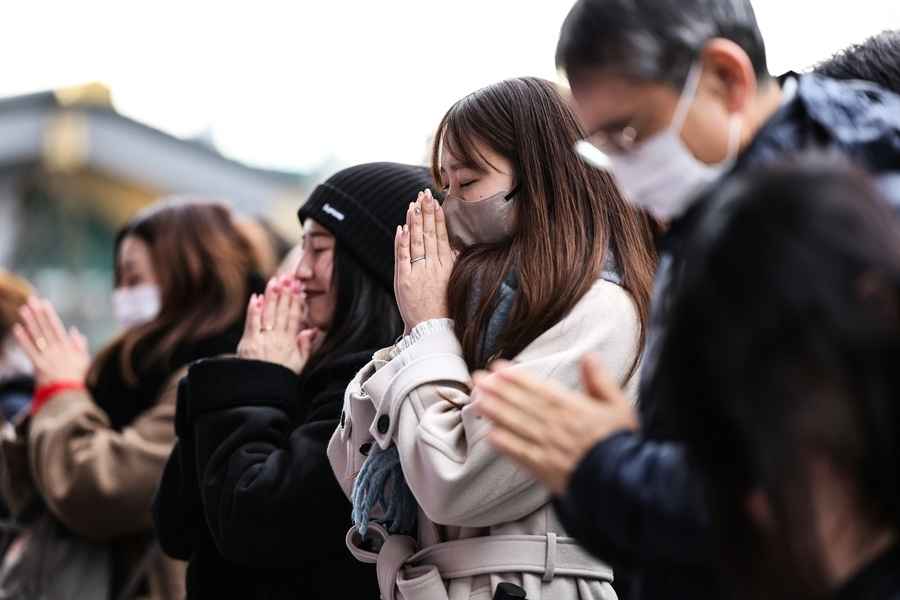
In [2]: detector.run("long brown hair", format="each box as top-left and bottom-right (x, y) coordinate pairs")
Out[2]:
(0, 272), (32, 342)
(431, 77), (657, 373)
(88, 199), (257, 385)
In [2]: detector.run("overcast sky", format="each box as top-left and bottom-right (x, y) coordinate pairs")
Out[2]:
(5, 1), (900, 173)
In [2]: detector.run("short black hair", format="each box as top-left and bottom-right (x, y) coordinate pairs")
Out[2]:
(556, 0), (770, 88)
(814, 30), (900, 95)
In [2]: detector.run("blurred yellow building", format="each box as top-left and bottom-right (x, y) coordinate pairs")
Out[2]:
(0, 83), (308, 345)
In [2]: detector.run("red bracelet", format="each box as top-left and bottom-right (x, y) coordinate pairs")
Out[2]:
(32, 381), (86, 415)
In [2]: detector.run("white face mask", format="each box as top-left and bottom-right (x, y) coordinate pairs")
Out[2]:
(578, 62), (742, 222)
(112, 284), (161, 330)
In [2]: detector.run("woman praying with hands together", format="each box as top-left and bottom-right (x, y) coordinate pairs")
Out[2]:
(328, 77), (657, 600)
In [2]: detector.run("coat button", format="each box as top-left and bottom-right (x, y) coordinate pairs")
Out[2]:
(377, 415), (390, 434)
(340, 411), (346, 428)
(359, 442), (373, 456)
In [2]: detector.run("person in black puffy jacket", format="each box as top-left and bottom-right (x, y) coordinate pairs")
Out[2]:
(153, 162), (433, 599)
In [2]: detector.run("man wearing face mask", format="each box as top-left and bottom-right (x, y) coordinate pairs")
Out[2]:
(474, 2), (900, 600)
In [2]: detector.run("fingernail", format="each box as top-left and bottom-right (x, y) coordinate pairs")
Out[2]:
(403, 224), (409, 234)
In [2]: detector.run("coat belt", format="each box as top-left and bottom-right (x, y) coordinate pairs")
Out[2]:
(345, 524), (614, 600)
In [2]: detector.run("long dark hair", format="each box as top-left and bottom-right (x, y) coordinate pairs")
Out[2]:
(654, 157), (900, 599)
(431, 77), (657, 371)
(303, 241), (403, 376)
(88, 199), (256, 385)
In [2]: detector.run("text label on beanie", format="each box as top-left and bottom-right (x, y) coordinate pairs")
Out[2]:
(322, 204), (346, 222)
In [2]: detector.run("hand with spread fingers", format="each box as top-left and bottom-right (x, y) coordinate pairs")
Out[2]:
(237, 275), (321, 374)
(13, 297), (91, 386)
(473, 354), (639, 496)
(394, 188), (457, 334)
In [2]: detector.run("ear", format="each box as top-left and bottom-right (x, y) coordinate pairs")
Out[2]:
(700, 38), (759, 114)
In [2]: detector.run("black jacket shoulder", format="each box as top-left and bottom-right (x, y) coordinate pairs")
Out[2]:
(154, 350), (378, 600)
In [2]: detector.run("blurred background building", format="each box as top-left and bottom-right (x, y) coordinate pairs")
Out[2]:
(0, 83), (307, 345)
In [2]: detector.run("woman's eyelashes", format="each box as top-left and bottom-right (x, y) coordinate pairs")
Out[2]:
(442, 180), (477, 194)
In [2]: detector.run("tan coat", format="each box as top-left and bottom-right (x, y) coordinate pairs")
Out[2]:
(328, 279), (641, 600)
(1, 369), (187, 600)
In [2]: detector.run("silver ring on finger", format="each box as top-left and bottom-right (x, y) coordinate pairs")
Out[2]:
(410, 256), (426, 264)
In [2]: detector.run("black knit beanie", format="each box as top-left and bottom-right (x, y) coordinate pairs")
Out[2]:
(297, 162), (434, 291)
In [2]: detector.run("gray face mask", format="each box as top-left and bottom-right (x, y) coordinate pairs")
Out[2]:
(441, 187), (519, 248)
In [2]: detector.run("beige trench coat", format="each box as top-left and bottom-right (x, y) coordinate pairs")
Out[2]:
(328, 279), (641, 600)
(0, 369), (187, 600)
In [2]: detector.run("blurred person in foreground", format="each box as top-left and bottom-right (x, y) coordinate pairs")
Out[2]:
(654, 159), (900, 600)
(478, 158), (900, 600)
(1, 200), (262, 599)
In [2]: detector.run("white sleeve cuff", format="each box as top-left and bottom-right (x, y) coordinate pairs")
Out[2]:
(394, 318), (455, 355)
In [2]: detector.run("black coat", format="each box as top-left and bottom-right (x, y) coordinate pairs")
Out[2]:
(555, 74), (900, 600)
(152, 352), (379, 600)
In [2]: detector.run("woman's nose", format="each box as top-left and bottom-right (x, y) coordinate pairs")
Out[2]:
(295, 257), (312, 281)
